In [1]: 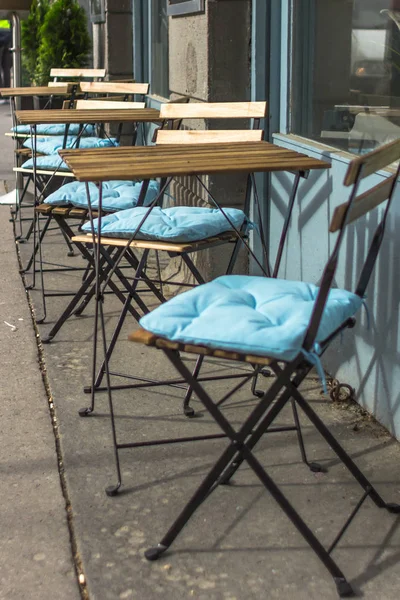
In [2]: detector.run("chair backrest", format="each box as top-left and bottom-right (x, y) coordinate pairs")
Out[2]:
(50, 68), (106, 81)
(75, 99), (146, 110)
(159, 101), (267, 120)
(303, 139), (400, 352)
(79, 82), (149, 96)
(156, 129), (263, 145)
(155, 101), (267, 144)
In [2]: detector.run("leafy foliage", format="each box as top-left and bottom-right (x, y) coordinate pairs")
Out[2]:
(22, 0), (91, 86)
(36, 0), (91, 85)
(21, 0), (50, 85)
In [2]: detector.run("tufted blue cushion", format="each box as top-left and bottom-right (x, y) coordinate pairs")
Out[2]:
(81, 206), (247, 242)
(23, 135), (119, 155)
(44, 179), (159, 212)
(12, 123), (96, 136)
(140, 275), (363, 361)
(21, 155), (70, 171)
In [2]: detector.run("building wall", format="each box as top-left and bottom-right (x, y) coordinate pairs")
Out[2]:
(166, 0), (253, 281)
(270, 133), (400, 441)
(91, 0), (133, 78)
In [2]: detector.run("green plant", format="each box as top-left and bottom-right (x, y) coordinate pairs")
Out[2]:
(21, 0), (50, 85)
(35, 0), (91, 85)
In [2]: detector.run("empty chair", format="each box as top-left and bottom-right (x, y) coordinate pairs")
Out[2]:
(130, 138), (400, 597)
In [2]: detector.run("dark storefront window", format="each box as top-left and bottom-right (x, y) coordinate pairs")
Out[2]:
(292, 0), (400, 154)
(151, 0), (170, 97)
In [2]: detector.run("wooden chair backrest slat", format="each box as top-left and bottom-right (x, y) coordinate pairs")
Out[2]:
(344, 138), (400, 185)
(75, 100), (146, 110)
(79, 82), (149, 95)
(50, 68), (106, 79)
(330, 175), (396, 232)
(63, 97), (127, 109)
(48, 81), (76, 87)
(156, 129), (264, 145)
(159, 101), (268, 120)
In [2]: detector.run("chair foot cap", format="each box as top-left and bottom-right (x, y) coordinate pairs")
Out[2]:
(386, 503), (400, 513)
(83, 386), (92, 394)
(79, 407), (93, 417)
(42, 335), (53, 344)
(335, 578), (354, 597)
(105, 484), (120, 497)
(67, 251), (75, 257)
(309, 462), (327, 473)
(145, 545), (168, 561)
(184, 406), (196, 418)
(260, 368), (272, 377)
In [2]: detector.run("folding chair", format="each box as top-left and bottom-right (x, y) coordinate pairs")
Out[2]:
(64, 104), (331, 496)
(22, 92), (151, 320)
(129, 139), (400, 597)
(70, 102), (269, 409)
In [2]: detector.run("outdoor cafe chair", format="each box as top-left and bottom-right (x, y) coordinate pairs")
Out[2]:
(38, 101), (267, 345)
(60, 103), (334, 495)
(68, 101), (269, 414)
(129, 139), (400, 597)
(16, 89), (152, 319)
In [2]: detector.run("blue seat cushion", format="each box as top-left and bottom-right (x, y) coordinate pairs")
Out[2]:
(23, 135), (119, 155)
(21, 154), (70, 171)
(44, 179), (159, 212)
(140, 275), (363, 361)
(81, 206), (247, 242)
(12, 123), (96, 136)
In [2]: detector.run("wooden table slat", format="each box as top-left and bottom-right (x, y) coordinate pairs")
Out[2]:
(59, 141), (330, 181)
(15, 108), (161, 125)
(1, 86), (74, 97)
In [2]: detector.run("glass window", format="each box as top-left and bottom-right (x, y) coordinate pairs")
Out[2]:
(292, 0), (400, 155)
(150, 0), (170, 97)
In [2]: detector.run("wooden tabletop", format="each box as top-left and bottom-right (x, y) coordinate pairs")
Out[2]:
(15, 108), (161, 125)
(0, 85), (74, 97)
(59, 141), (331, 182)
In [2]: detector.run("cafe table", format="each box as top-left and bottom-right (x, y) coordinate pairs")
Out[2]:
(60, 139), (330, 278)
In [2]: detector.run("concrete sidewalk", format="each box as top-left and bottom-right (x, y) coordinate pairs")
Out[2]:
(0, 105), (80, 599)
(1, 101), (400, 600)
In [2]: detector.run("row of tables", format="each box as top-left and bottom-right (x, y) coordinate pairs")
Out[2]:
(14, 107), (330, 183)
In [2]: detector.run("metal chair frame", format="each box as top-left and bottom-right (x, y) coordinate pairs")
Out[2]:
(71, 106), (327, 497)
(130, 139), (400, 597)
(20, 87), (151, 321)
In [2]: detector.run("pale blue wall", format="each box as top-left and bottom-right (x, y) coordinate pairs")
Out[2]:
(270, 134), (400, 440)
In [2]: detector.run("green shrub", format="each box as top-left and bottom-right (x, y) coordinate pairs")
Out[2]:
(21, 0), (50, 85)
(36, 0), (91, 85)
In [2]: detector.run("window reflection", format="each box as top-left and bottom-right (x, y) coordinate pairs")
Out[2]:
(293, 0), (400, 155)
(151, 0), (169, 97)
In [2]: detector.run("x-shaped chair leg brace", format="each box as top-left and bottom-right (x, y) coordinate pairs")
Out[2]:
(143, 348), (400, 598)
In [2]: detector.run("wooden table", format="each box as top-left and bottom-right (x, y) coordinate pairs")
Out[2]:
(59, 141), (330, 181)
(15, 108), (161, 125)
(0, 85), (75, 98)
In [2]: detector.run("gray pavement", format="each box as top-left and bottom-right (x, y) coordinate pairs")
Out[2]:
(1, 101), (400, 600)
(0, 104), (80, 599)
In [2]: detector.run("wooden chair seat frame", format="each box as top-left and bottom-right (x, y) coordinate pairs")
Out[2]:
(128, 140), (400, 598)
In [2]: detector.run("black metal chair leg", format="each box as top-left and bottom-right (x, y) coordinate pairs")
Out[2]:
(292, 385), (400, 512)
(60, 226), (75, 257)
(290, 399), (326, 473)
(182, 354), (204, 418)
(145, 351), (354, 598)
(42, 267), (98, 343)
(98, 298), (122, 496)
